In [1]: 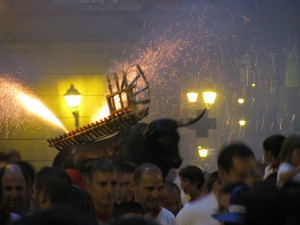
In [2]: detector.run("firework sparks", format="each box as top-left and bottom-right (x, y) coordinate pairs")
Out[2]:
(17, 94), (67, 132)
(112, 1), (297, 157)
(111, 6), (219, 88)
(0, 75), (67, 135)
(105, 3), (224, 124)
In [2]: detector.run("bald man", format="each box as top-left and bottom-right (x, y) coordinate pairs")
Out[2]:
(0, 163), (29, 216)
(133, 163), (176, 225)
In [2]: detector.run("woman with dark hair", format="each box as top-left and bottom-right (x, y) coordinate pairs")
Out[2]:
(277, 134), (300, 188)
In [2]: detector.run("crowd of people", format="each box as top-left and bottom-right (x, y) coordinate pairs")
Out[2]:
(0, 133), (300, 225)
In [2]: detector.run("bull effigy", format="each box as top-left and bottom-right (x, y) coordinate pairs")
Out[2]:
(47, 65), (206, 177)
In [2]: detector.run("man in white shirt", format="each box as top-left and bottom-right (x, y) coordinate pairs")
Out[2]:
(176, 142), (256, 225)
(133, 163), (176, 225)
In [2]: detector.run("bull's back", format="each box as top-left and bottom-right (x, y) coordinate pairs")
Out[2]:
(53, 123), (148, 167)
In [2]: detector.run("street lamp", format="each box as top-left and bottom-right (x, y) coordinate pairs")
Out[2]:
(202, 91), (217, 108)
(187, 92), (199, 103)
(238, 98), (245, 104)
(198, 146), (208, 158)
(187, 90), (217, 106)
(186, 89), (217, 137)
(239, 119), (246, 126)
(64, 84), (81, 128)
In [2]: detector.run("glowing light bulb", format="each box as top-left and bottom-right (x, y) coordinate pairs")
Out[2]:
(198, 146), (208, 158)
(238, 98), (245, 104)
(239, 120), (246, 126)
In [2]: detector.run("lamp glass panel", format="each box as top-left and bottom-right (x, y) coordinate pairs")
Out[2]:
(238, 98), (245, 104)
(64, 95), (81, 108)
(187, 92), (198, 103)
(203, 91), (216, 104)
(198, 149), (208, 158)
(239, 120), (246, 126)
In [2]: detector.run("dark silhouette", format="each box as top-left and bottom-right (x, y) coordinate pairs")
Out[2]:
(53, 110), (206, 177)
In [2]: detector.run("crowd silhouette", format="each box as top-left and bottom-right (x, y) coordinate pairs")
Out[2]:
(1, 134), (300, 225)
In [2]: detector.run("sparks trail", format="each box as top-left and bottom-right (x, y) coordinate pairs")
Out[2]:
(0, 75), (25, 135)
(112, 8), (221, 88)
(0, 75), (67, 136)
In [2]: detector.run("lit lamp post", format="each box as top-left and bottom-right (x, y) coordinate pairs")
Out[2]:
(238, 98), (245, 104)
(186, 90), (217, 162)
(202, 91), (217, 108)
(186, 90), (217, 107)
(198, 146), (208, 159)
(239, 119), (246, 126)
(186, 92), (199, 103)
(186, 90), (217, 137)
(64, 84), (81, 128)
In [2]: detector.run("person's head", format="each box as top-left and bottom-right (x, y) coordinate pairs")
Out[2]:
(133, 163), (163, 214)
(86, 158), (119, 211)
(0, 149), (21, 164)
(279, 134), (300, 166)
(179, 165), (205, 198)
(217, 143), (256, 186)
(263, 134), (285, 165)
(160, 181), (182, 216)
(118, 162), (137, 202)
(0, 163), (28, 215)
(33, 166), (72, 211)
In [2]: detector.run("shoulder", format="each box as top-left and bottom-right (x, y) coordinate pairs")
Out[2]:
(176, 193), (218, 225)
(160, 207), (175, 217)
(190, 192), (217, 207)
(157, 207), (176, 225)
(278, 162), (293, 172)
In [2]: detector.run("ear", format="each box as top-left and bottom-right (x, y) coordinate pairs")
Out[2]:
(38, 190), (47, 204)
(130, 182), (137, 193)
(218, 168), (226, 185)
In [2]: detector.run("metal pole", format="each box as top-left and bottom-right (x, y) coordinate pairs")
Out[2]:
(72, 110), (79, 128)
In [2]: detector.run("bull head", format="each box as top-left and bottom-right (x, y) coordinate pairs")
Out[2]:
(142, 109), (206, 176)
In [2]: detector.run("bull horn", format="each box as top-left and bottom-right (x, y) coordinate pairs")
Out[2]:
(177, 108), (207, 127)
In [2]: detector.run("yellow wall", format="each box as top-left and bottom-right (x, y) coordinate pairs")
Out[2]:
(0, 41), (123, 170)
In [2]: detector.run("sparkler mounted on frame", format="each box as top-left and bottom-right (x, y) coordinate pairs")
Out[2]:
(106, 64), (150, 115)
(47, 65), (151, 151)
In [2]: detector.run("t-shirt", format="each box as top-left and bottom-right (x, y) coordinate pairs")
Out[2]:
(156, 207), (176, 225)
(176, 192), (219, 225)
(277, 162), (300, 187)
